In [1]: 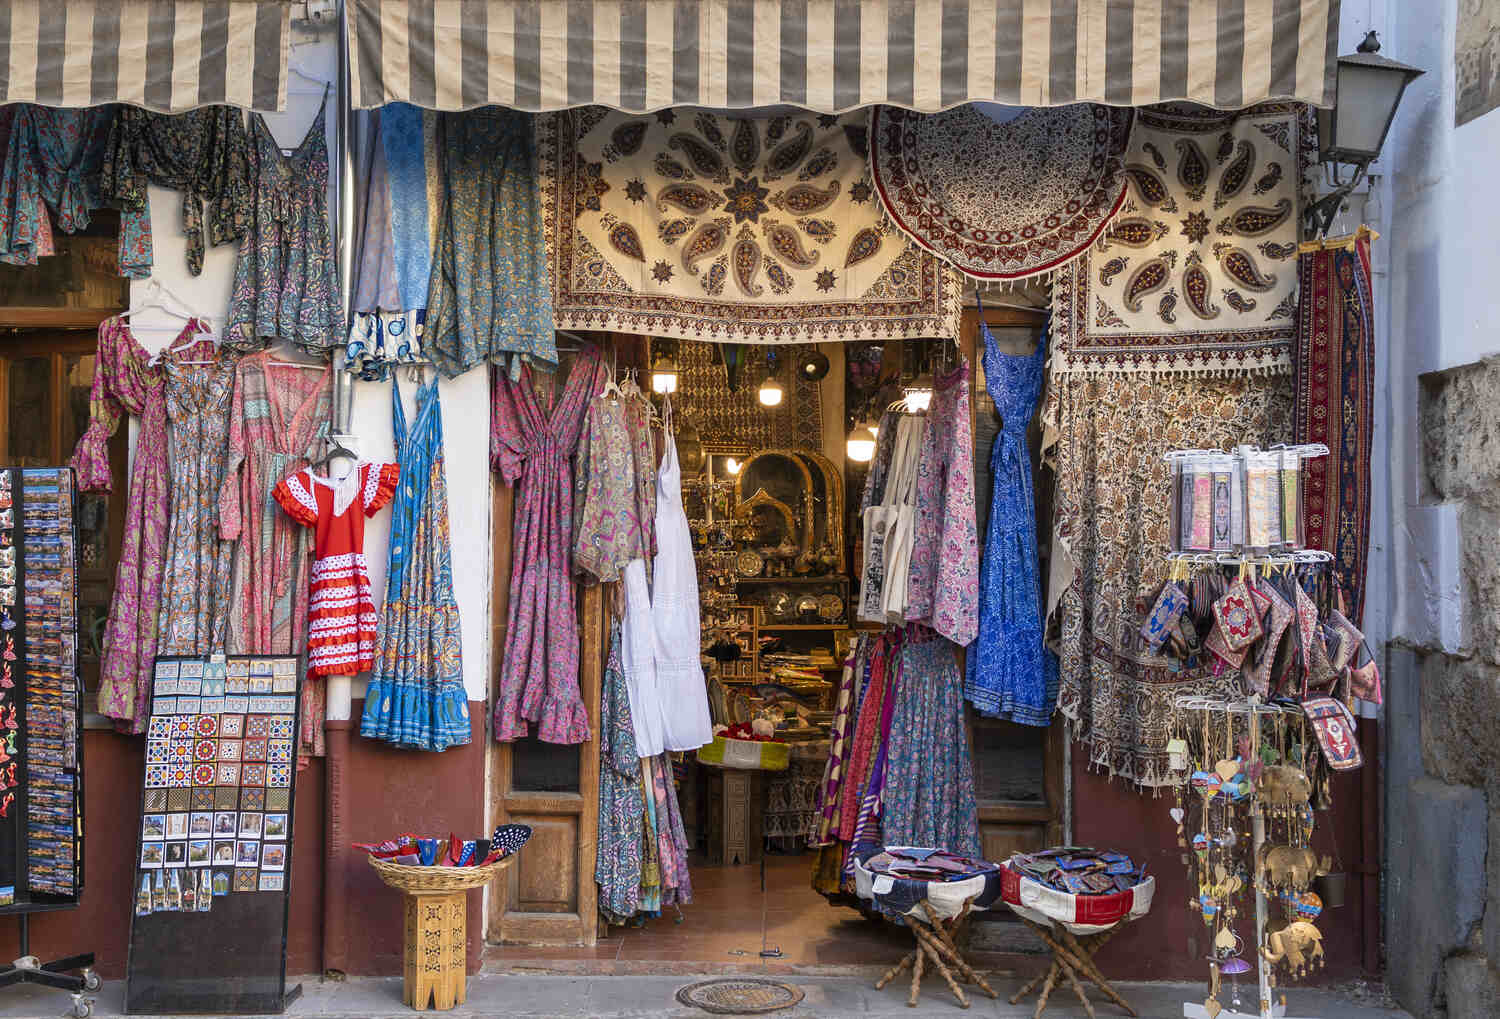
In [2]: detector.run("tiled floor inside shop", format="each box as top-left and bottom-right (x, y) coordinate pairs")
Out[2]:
(485, 852), (1000, 974)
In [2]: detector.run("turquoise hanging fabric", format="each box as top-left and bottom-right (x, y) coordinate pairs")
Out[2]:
(361, 372), (469, 750)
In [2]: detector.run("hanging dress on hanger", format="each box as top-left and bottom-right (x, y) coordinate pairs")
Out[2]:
(156, 337), (238, 657)
(966, 315), (1058, 724)
(218, 351), (334, 758)
(490, 346), (605, 744)
(70, 316), (206, 732)
(875, 415), (927, 622)
(652, 399), (712, 752)
(596, 622), (646, 923)
(225, 89), (342, 354)
(905, 357), (980, 646)
(361, 372), (470, 750)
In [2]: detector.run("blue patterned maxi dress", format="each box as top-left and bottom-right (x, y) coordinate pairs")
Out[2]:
(964, 316), (1059, 725)
(360, 373), (469, 750)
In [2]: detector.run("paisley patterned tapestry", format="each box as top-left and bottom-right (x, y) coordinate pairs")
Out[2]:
(538, 107), (960, 345)
(869, 104), (1132, 281)
(1051, 103), (1312, 376)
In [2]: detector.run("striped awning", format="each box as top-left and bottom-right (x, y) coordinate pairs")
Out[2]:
(349, 0), (1341, 114)
(0, 1), (291, 113)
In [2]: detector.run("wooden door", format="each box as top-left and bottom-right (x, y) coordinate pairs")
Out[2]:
(0, 330), (127, 714)
(959, 305), (1067, 861)
(485, 365), (603, 948)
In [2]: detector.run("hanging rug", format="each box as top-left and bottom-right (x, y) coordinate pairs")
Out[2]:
(868, 104), (1132, 281)
(1050, 103), (1313, 376)
(540, 107), (960, 346)
(675, 977), (806, 1014)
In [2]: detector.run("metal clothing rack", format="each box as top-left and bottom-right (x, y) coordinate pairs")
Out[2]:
(1175, 696), (1311, 1019)
(0, 915), (98, 1018)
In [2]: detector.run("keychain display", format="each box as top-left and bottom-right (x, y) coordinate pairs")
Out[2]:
(1167, 445), (1325, 555)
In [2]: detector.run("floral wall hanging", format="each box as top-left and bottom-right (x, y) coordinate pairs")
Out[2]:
(539, 107), (960, 345)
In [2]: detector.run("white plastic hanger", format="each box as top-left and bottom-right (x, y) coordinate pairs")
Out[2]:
(598, 345), (623, 401)
(127, 278), (208, 330)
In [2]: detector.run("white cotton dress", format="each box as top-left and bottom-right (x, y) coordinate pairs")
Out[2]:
(650, 408), (713, 751)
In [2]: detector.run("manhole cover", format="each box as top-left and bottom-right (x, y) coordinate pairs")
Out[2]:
(675, 977), (805, 1014)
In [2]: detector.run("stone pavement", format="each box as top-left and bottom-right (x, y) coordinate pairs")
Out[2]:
(0, 973), (1412, 1018)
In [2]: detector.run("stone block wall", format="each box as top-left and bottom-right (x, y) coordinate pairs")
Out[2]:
(1388, 357), (1500, 1018)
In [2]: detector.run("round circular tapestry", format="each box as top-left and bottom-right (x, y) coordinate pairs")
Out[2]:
(675, 977), (805, 1015)
(869, 103), (1133, 281)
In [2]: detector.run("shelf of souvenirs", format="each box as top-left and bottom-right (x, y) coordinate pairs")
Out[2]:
(1163, 548), (1334, 567)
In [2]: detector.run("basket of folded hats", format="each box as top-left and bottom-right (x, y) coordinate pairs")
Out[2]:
(360, 824), (532, 893)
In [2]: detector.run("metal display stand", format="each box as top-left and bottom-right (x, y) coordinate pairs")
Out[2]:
(0, 469), (92, 1017)
(1175, 697), (1312, 1019)
(0, 915), (98, 1018)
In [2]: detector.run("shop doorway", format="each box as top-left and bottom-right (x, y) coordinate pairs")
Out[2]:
(485, 314), (1063, 969)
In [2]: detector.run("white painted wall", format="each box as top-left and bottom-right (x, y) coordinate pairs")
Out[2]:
(1364, 0), (1500, 655)
(124, 28), (492, 713)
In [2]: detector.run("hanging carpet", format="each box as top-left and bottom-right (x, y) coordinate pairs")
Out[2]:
(1051, 103), (1312, 377)
(539, 107), (960, 345)
(868, 104), (1132, 281)
(1044, 371), (1295, 786)
(1295, 227), (1377, 626)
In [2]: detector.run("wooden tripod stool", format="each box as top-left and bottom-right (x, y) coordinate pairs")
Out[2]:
(1009, 916), (1138, 1019)
(874, 898), (999, 1009)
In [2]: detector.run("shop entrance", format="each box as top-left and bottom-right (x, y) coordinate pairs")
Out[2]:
(485, 309), (1063, 969)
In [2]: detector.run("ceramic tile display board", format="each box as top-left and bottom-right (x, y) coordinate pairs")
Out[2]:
(124, 655), (303, 1015)
(0, 467), (85, 916)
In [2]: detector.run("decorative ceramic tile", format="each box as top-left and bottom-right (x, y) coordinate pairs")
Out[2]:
(214, 763), (240, 785)
(245, 716), (271, 739)
(147, 717), (172, 739)
(267, 763), (291, 788)
(146, 740), (169, 764)
(266, 739), (293, 764)
(241, 738), (267, 762)
(214, 786), (239, 810)
(191, 763), (216, 786)
(194, 714), (218, 737)
(265, 788), (290, 811)
(167, 788), (192, 812)
(218, 714), (245, 738)
(233, 868), (258, 892)
(153, 696), (179, 715)
(145, 789), (168, 811)
(175, 695), (201, 715)
(239, 787), (266, 811)
(171, 715), (195, 737)
(268, 717), (294, 739)
(199, 696), (226, 714)
(240, 763), (267, 787)
(168, 764), (192, 787)
(225, 695), (249, 714)
(169, 741), (192, 763)
(217, 739), (242, 763)
(190, 788), (214, 811)
(193, 739), (217, 762)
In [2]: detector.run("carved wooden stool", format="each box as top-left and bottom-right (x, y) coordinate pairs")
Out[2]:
(1009, 917), (1137, 1019)
(874, 898), (999, 1009)
(402, 891), (467, 1011)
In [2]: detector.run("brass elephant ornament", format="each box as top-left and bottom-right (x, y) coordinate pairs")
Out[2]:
(1255, 765), (1312, 807)
(1262, 920), (1324, 975)
(1257, 846), (1331, 892)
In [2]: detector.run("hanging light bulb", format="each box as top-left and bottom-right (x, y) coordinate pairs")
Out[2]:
(845, 416), (880, 463)
(758, 350), (784, 407)
(724, 457), (742, 475)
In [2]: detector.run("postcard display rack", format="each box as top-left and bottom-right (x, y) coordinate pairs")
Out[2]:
(123, 655), (304, 1015)
(0, 468), (98, 1019)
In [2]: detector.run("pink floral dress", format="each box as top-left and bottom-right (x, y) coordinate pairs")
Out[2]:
(218, 351), (334, 758)
(490, 346), (606, 744)
(905, 359), (980, 646)
(70, 316), (210, 732)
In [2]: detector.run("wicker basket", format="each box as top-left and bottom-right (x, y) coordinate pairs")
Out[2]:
(368, 853), (516, 894)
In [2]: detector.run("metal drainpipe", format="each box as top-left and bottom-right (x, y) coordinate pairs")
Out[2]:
(1360, 711), (1380, 974)
(321, 0), (356, 979)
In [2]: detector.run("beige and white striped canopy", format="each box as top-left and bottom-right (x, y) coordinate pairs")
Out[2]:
(0, 0), (291, 113)
(349, 0), (1341, 113)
